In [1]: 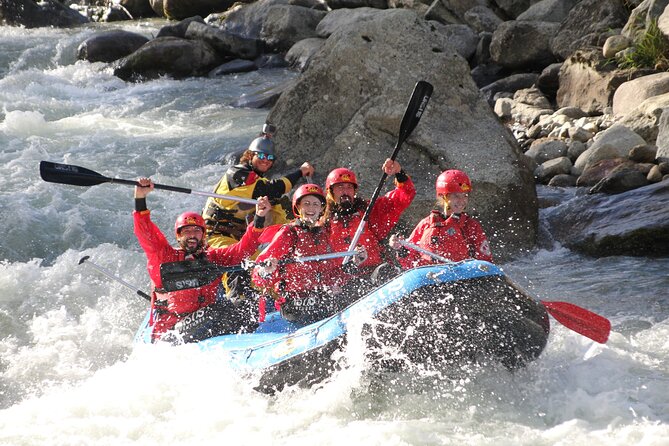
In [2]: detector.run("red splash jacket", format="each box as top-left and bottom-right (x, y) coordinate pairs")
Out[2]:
(397, 211), (493, 269)
(252, 222), (345, 302)
(327, 176), (416, 271)
(133, 210), (263, 338)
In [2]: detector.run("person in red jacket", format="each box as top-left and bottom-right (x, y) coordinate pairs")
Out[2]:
(252, 184), (367, 324)
(389, 169), (493, 267)
(322, 159), (416, 282)
(133, 177), (271, 343)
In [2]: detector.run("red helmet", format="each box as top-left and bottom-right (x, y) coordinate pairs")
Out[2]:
(174, 211), (206, 236)
(436, 170), (472, 195)
(292, 183), (326, 215)
(325, 168), (358, 191)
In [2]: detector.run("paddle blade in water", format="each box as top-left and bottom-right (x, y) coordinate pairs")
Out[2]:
(542, 301), (611, 344)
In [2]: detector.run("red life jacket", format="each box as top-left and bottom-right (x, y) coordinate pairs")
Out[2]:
(327, 177), (416, 271)
(253, 222), (344, 296)
(399, 211), (493, 268)
(133, 210), (261, 339)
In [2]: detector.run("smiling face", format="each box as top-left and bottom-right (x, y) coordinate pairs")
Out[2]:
(331, 182), (356, 207)
(442, 192), (469, 216)
(297, 196), (324, 225)
(176, 225), (205, 254)
(251, 152), (274, 173)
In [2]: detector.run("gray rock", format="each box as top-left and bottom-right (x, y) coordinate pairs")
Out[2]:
(589, 166), (649, 194)
(652, 107), (669, 161)
(267, 9), (538, 259)
(432, 23), (479, 60)
(535, 156), (572, 183)
(480, 73), (538, 106)
(556, 49), (652, 115)
(547, 173), (577, 187)
(629, 144), (658, 163)
(424, 0), (461, 25)
(602, 34), (631, 58)
(157, 16), (205, 38)
(163, 0), (235, 20)
(575, 124), (647, 171)
(544, 180), (669, 256)
(77, 30), (149, 63)
(463, 6), (502, 33)
(285, 37), (326, 70)
(536, 62), (562, 98)
(526, 138), (568, 164)
(113, 36), (222, 81)
(613, 73), (669, 117)
(261, 5), (327, 52)
(551, 0), (628, 60)
(327, 0), (387, 8)
(490, 20), (559, 70)
(186, 21), (261, 60)
(316, 7), (380, 37)
(516, 0), (580, 22)
(209, 59), (257, 76)
(0, 0), (89, 27)
(576, 157), (631, 187)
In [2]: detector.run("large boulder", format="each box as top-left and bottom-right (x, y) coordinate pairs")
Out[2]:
(77, 30), (150, 63)
(550, 0), (628, 60)
(544, 180), (669, 256)
(489, 20), (559, 71)
(162, 0), (236, 20)
(0, 0), (88, 27)
(113, 36), (223, 81)
(267, 9), (539, 259)
(556, 49), (652, 115)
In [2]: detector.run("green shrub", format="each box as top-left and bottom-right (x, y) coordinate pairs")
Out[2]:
(617, 19), (669, 70)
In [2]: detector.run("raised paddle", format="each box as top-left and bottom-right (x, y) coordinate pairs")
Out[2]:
(343, 80), (433, 264)
(79, 256), (151, 302)
(40, 161), (258, 205)
(160, 250), (359, 292)
(397, 239), (611, 344)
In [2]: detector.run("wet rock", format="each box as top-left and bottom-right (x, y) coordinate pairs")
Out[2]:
(544, 180), (669, 256)
(77, 30), (150, 63)
(113, 36), (222, 81)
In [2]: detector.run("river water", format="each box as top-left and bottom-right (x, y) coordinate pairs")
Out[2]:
(1, 22), (668, 445)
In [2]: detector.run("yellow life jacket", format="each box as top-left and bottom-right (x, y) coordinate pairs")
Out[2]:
(203, 164), (292, 248)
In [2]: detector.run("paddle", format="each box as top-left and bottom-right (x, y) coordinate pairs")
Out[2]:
(343, 80), (433, 263)
(160, 250), (358, 292)
(39, 161), (258, 205)
(79, 256), (151, 302)
(397, 239), (611, 344)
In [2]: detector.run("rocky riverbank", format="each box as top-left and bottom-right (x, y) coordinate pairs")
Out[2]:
(3, 0), (668, 258)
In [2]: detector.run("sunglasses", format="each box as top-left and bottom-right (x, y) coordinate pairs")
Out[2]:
(255, 152), (275, 161)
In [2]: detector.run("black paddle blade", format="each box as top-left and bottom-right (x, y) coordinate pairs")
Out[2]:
(396, 80), (433, 148)
(40, 161), (111, 187)
(160, 259), (243, 292)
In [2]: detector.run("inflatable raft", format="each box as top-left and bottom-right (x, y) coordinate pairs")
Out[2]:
(134, 260), (551, 392)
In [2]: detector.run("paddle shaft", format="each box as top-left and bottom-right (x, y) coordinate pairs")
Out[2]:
(78, 256), (151, 302)
(344, 81), (433, 262)
(39, 161), (258, 205)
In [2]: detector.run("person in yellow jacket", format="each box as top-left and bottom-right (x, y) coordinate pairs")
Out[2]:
(203, 124), (314, 248)
(202, 124), (314, 303)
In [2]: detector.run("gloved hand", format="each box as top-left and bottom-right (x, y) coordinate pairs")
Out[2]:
(255, 258), (278, 279)
(388, 234), (403, 250)
(352, 245), (368, 266)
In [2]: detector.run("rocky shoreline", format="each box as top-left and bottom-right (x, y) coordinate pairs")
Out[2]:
(2, 0), (668, 258)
